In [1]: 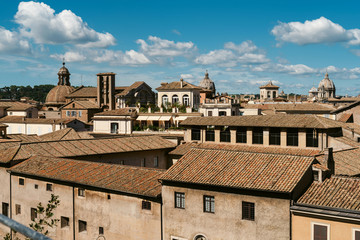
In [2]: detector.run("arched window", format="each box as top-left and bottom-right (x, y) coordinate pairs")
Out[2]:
(172, 95), (179, 104)
(194, 235), (207, 240)
(183, 95), (190, 106)
(162, 95), (168, 106)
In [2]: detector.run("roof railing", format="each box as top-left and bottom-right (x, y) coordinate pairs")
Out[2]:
(0, 214), (52, 240)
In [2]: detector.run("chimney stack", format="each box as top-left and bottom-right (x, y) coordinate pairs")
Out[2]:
(325, 147), (334, 175)
(180, 78), (184, 88)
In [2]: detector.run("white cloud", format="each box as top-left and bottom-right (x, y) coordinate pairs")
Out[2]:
(271, 17), (360, 46)
(15, 1), (115, 47)
(136, 36), (195, 57)
(172, 29), (181, 35)
(180, 74), (193, 79)
(0, 27), (30, 54)
(195, 40), (269, 66)
(51, 49), (150, 65)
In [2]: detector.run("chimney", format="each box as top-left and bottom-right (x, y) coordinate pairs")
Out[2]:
(324, 147), (334, 175)
(148, 107), (152, 113)
(180, 78), (184, 88)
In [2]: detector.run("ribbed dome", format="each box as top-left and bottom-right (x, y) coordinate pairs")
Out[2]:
(58, 66), (70, 75)
(318, 73), (335, 90)
(45, 85), (74, 105)
(199, 71), (216, 93)
(309, 86), (318, 93)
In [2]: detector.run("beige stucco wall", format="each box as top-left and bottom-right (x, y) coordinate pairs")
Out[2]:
(157, 89), (200, 109)
(4, 123), (62, 135)
(292, 213), (360, 240)
(0, 168), (10, 236)
(93, 118), (133, 134)
(10, 175), (162, 240)
(162, 185), (291, 240)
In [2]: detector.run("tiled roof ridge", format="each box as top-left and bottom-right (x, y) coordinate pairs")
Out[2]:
(191, 145), (317, 157)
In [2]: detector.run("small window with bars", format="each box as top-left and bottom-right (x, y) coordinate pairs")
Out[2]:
(242, 201), (255, 221)
(61, 216), (69, 228)
(15, 204), (21, 215)
(19, 178), (24, 186)
(142, 201), (151, 210)
(174, 192), (185, 209)
(46, 183), (53, 192)
(78, 220), (87, 232)
(78, 188), (85, 197)
(31, 208), (37, 221)
(203, 195), (215, 213)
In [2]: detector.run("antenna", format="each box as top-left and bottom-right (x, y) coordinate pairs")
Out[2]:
(81, 75), (83, 86)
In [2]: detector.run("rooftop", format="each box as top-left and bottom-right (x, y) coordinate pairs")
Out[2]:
(9, 156), (164, 198)
(66, 86), (97, 98)
(0, 135), (176, 163)
(61, 100), (100, 110)
(296, 175), (360, 212)
(0, 116), (74, 124)
(259, 81), (279, 89)
(39, 128), (85, 141)
(180, 115), (342, 129)
(0, 101), (35, 111)
(161, 147), (315, 193)
(115, 81), (150, 97)
(156, 79), (202, 91)
(94, 108), (138, 117)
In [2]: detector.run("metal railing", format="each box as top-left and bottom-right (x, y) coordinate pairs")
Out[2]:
(0, 214), (51, 240)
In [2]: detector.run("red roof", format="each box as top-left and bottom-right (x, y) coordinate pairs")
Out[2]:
(161, 148), (315, 193)
(9, 156), (164, 198)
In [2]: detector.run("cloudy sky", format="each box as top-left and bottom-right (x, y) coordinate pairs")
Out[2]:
(0, 0), (360, 96)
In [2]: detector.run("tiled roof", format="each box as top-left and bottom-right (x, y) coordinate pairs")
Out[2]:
(180, 115), (342, 129)
(331, 100), (360, 113)
(244, 103), (335, 112)
(66, 86), (97, 98)
(317, 148), (360, 176)
(259, 81), (279, 89)
(169, 142), (320, 157)
(0, 101), (35, 111)
(337, 113), (353, 122)
(156, 80), (202, 90)
(297, 175), (360, 211)
(0, 135), (176, 162)
(61, 100), (100, 109)
(0, 123), (7, 127)
(94, 108), (137, 117)
(0, 142), (20, 151)
(9, 156), (164, 198)
(161, 148), (315, 193)
(39, 128), (83, 141)
(0, 116), (71, 124)
(115, 81), (148, 97)
(7, 134), (41, 142)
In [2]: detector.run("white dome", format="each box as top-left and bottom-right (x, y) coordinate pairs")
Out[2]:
(318, 73), (335, 90)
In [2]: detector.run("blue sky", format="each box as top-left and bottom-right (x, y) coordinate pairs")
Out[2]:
(0, 0), (360, 96)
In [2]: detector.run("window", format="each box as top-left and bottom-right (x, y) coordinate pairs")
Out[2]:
(71, 111), (77, 117)
(154, 156), (159, 167)
(236, 127), (247, 143)
(61, 216), (69, 228)
(162, 95), (169, 106)
(19, 178), (24, 186)
(107, 194), (111, 200)
(34, 184), (38, 189)
(66, 111), (70, 117)
(15, 204), (21, 215)
(191, 128), (201, 141)
(269, 128), (281, 145)
(220, 126), (230, 142)
(72, 103), (75, 108)
(312, 223), (329, 240)
(206, 126), (215, 142)
(2, 203), (9, 217)
(183, 95), (190, 106)
(175, 192), (185, 209)
(306, 129), (319, 147)
(172, 95), (179, 104)
(141, 159), (145, 167)
(78, 220), (87, 232)
(78, 111), (82, 117)
(31, 208), (37, 221)
(110, 123), (119, 134)
(357, 137), (360, 143)
(203, 196), (215, 213)
(142, 201), (151, 210)
(287, 129), (299, 146)
(313, 170), (320, 182)
(219, 111), (227, 116)
(252, 128), (263, 144)
(353, 229), (360, 240)
(194, 235), (207, 240)
(242, 201), (255, 221)
(46, 183), (53, 192)
(99, 227), (104, 235)
(78, 188), (85, 197)
(208, 111), (212, 116)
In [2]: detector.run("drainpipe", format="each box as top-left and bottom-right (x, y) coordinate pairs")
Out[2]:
(72, 186), (75, 240)
(9, 171), (12, 238)
(161, 200), (163, 240)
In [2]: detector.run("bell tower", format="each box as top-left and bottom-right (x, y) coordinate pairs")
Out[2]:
(97, 72), (116, 110)
(57, 61), (71, 86)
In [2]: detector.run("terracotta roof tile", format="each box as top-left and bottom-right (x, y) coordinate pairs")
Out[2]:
(61, 100), (100, 109)
(0, 116), (73, 124)
(180, 115), (342, 129)
(0, 101), (35, 111)
(297, 175), (360, 211)
(40, 128), (83, 141)
(161, 148), (315, 193)
(1, 135), (176, 161)
(94, 108), (137, 117)
(7, 134), (41, 142)
(115, 81), (148, 96)
(156, 80), (202, 90)
(66, 86), (97, 98)
(9, 156), (165, 198)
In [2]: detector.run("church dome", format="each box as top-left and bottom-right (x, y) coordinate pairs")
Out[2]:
(45, 62), (74, 106)
(309, 86), (318, 93)
(199, 71), (216, 94)
(318, 73), (335, 90)
(45, 85), (74, 105)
